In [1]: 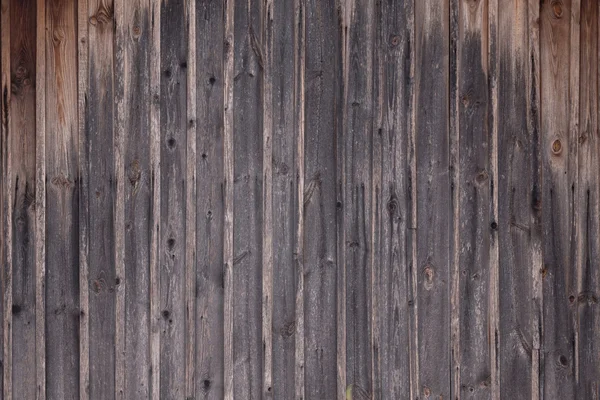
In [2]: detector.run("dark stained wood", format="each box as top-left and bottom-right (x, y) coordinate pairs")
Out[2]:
(303, 0), (339, 398)
(372, 0), (413, 398)
(159, 0), (187, 398)
(45, 0), (80, 398)
(414, 0), (450, 397)
(455, 0), (492, 398)
(9, 1), (37, 398)
(576, 0), (599, 397)
(87, 0), (116, 398)
(540, 0), (577, 398)
(195, 0), (225, 398)
(231, 0), (263, 397)
(115, 0), (152, 398)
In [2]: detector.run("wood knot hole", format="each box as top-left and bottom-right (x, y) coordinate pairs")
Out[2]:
(551, 1), (564, 18)
(552, 139), (562, 155)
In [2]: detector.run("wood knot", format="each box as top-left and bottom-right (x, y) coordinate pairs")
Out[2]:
(280, 320), (296, 337)
(51, 175), (73, 189)
(551, 1), (564, 18)
(475, 170), (488, 185)
(387, 194), (398, 215)
(132, 26), (142, 39)
(423, 386), (431, 397)
(551, 139), (562, 155)
(90, 3), (114, 26)
(423, 265), (435, 290)
(389, 34), (400, 47)
(52, 28), (66, 46)
(557, 354), (569, 368)
(128, 160), (142, 186)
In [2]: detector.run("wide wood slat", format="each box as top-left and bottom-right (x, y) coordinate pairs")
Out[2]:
(0, 1), (599, 399)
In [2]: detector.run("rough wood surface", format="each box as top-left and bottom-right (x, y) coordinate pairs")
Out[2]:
(1, 1), (600, 398)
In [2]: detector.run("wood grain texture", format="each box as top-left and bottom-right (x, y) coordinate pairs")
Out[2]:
(414, 0), (450, 397)
(456, 0), (491, 398)
(115, 0), (152, 398)
(372, 0), (413, 398)
(159, 0), (187, 398)
(540, 0), (577, 398)
(9, 1), (37, 398)
(576, 0), (599, 397)
(303, 0), (339, 398)
(45, 0), (80, 398)
(195, 0), (225, 398)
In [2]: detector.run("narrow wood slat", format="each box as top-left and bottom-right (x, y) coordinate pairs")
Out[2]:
(414, 1), (450, 397)
(195, 0), (225, 397)
(231, 0), (263, 397)
(373, 0), (413, 397)
(576, 0), (600, 397)
(45, 0), (80, 398)
(0, 0), (10, 397)
(9, 0), (37, 398)
(540, 0), (577, 397)
(303, 0), (339, 397)
(159, 0), (187, 397)
(455, 0), (492, 398)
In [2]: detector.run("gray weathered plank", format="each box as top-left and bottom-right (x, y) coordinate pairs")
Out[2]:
(540, 0), (577, 397)
(576, 0), (600, 397)
(455, 0), (491, 398)
(231, 0), (263, 397)
(45, 0), (80, 398)
(414, 0), (450, 397)
(159, 0), (187, 397)
(115, 0), (152, 398)
(372, 0), (413, 397)
(340, 0), (375, 397)
(87, 0), (116, 398)
(498, 0), (542, 398)
(303, 0), (339, 398)
(195, 0), (225, 398)
(9, 1), (37, 398)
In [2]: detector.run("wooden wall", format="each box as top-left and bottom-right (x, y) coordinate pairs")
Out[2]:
(0, 0), (599, 399)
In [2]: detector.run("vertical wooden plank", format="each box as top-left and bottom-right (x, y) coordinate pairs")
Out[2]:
(149, 0), (161, 397)
(35, 0), (46, 397)
(576, 0), (599, 397)
(222, 0), (234, 396)
(45, 0), (80, 397)
(87, 0), (116, 397)
(540, 0), (577, 398)
(185, 0), (197, 397)
(78, 0), (90, 397)
(231, 0), (263, 396)
(114, 0), (152, 398)
(293, 1), (305, 399)
(159, 0), (187, 397)
(303, 0), (339, 397)
(497, 0), (541, 398)
(372, 0), (413, 397)
(340, 0), (375, 396)
(262, 0), (274, 397)
(0, 0), (10, 397)
(455, 0), (492, 398)
(487, 0), (500, 397)
(414, 0), (450, 397)
(9, 0), (37, 398)
(195, 0), (225, 397)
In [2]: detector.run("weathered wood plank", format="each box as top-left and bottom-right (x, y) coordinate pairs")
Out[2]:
(340, 0), (375, 396)
(455, 0), (491, 398)
(268, 0), (295, 396)
(114, 0), (152, 398)
(576, 0), (600, 397)
(414, 0), (450, 397)
(45, 0), (80, 398)
(303, 0), (339, 397)
(87, 0), (116, 398)
(195, 0), (225, 398)
(540, 0), (577, 397)
(372, 0), (413, 397)
(77, 0), (90, 397)
(231, 0), (263, 397)
(9, 1), (37, 398)
(497, 0), (541, 398)
(0, 0), (10, 397)
(159, 0), (187, 397)
(222, 0), (235, 396)
(35, 0), (46, 397)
